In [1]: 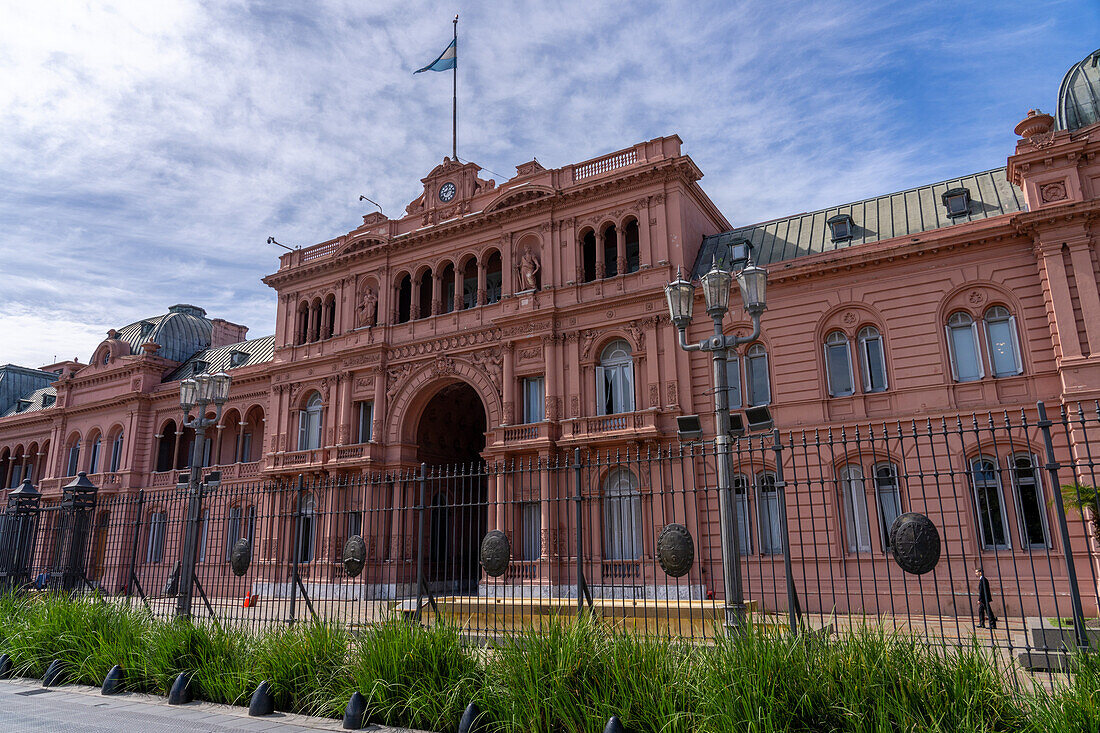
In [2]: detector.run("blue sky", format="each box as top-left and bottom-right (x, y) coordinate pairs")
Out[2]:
(0, 1), (1096, 368)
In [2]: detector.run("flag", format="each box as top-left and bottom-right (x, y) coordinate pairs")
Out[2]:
(414, 38), (456, 73)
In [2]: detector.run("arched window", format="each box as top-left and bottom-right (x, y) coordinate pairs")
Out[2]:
(857, 326), (888, 393)
(581, 231), (597, 283)
(109, 432), (124, 472)
(309, 298), (322, 342)
(297, 494), (315, 563)
(602, 224), (618, 278)
(745, 344), (771, 406)
(946, 311), (982, 382)
(602, 468), (641, 560)
(597, 340), (634, 415)
(441, 263), (456, 313)
(462, 258), (478, 309)
(296, 302), (309, 345)
(756, 471), (782, 555)
(417, 269), (433, 318)
(88, 434), (102, 474)
(969, 457), (1010, 550)
(839, 465), (871, 552)
(396, 274), (412, 323)
(485, 251), (503, 304)
(1010, 454), (1050, 549)
(624, 219), (640, 273)
(66, 439), (81, 477)
(824, 331), (854, 397)
(323, 294), (336, 337)
(984, 306), (1023, 377)
(873, 463), (902, 549)
(298, 393), (324, 450)
(732, 474), (752, 555)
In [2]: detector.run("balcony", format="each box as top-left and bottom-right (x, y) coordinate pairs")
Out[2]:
(270, 449), (326, 470)
(498, 421), (558, 446)
(559, 411), (661, 445)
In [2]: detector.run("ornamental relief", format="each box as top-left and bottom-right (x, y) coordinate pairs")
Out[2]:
(1040, 181), (1068, 203)
(387, 328), (501, 359)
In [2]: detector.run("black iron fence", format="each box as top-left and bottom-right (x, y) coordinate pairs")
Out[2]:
(2, 401), (1100, 675)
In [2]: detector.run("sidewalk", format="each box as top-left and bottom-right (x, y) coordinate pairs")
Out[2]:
(0, 678), (433, 732)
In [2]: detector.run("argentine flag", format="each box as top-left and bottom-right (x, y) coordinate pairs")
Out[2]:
(414, 38), (456, 73)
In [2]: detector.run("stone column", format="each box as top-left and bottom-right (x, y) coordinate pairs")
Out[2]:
(410, 276), (421, 320)
(501, 235), (514, 297)
(595, 231), (606, 279)
(3, 459), (14, 490)
(372, 367), (386, 443)
(236, 421), (246, 463)
(339, 372), (354, 445)
(540, 458), (551, 559)
(431, 271), (442, 315)
(477, 259), (488, 306)
(502, 342), (515, 425)
(616, 226), (627, 275)
(214, 425), (225, 465)
(639, 198), (653, 267)
(1067, 236), (1100, 353)
(453, 267), (463, 311)
(544, 336), (559, 421)
(1038, 240), (1084, 359)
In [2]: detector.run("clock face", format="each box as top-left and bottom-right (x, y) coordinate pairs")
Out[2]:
(438, 182), (457, 203)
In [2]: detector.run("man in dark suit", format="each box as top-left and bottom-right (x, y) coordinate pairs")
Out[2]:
(975, 566), (996, 629)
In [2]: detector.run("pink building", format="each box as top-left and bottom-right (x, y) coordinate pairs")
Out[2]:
(1, 48), (1099, 621)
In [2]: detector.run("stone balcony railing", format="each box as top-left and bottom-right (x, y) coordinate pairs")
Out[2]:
(268, 444), (381, 471)
(560, 410), (660, 443)
(500, 421), (558, 445)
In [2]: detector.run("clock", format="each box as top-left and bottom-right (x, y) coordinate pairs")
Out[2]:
(438, 182), (457, 203)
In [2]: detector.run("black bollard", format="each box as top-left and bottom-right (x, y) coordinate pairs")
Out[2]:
(167, 672), (191, 705)
(101, 665), (124, 695)
(458, 701), (482, 733)
(42, 659), (65, 687)
(342, 691), (366, 730)
(604, 716), (626, 733)
(249, 680), (275, 716)
(0, 654), (11, 679)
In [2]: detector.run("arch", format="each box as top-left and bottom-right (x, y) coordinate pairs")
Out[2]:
(388, 362), (503, 446)
(602, 467), (642, 561)
(298, 391), (324, 451)
(936, 280), (1025, 331)
(322, 293), (337, 338)
(309, 297), (323, 342)
(483, 184), (555, 213)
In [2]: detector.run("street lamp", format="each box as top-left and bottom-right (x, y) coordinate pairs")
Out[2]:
(665, 254), (768, 631)
(176, 370), (231, 619)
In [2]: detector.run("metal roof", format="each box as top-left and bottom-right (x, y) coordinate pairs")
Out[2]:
(1058, 47), (1100, 131)
(694, 167), (1026, 277)
(0, 386), (57, 418)
(0, 365), (59, 417)
(165, 335), (276, 382)
(113, 304), (213, 364)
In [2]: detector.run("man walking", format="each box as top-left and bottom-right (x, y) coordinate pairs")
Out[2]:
(975, 566), (996, 629)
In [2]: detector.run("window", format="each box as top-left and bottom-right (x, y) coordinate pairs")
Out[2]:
(109, 432), (124, 472)
(946, 311), (983, 382)
(602, 225), (618, 278)
(602, 468), (641, 561)
(66, 441), (80, 477)
(581, 231), (597, 283)
(356, 401), (373, 443)
(88, 436), (101, 474)
(522, 377), (545, 423)
(624, 220), (640, 273)
(756, 471), (783, 555)
(462, 259), (478, 309)
(239, 432), (253, 462)
(724, 356), (742, 409)
(596, 340), (634, 415)
(745, 344), (771, 406)
(245, 506), (256, 546)
(486, 251), (503, 304)
(146, 511), (167, 563)
(297, 494), (315, 563)
(197, 509), (209, 562)
(225, 506), (242, 561)
(827, 214), (853, 242)
(298, 393), (324, 450)
(857, 327), (888, 393)
(970, 457), (1010, 550)
(397, 274), (412, 323)
(522, 502), (541, 561)
(1010, 454), (1050, 549)
(874, 463), (903, 549)
(347, 511), (362, 540)
(839, 465), (871, 553)
(824, 331), (854, 397)
(732, 474), (752, 555)
(942, 187), (971, 218)
(984, 306), (1023, 377)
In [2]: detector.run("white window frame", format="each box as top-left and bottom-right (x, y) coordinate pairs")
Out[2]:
(839, 465), (872, 553)
(66, 442), (80, 477)
(1009, 453), (1051, 549)
(970, 456), (1011, 550)
(602, 468), (642, 561)
(873, 462), (903, 550)
(522, 377), (545, 423)
(298, 393), (324, 450)
(824, 331), (855, 397)
(946, 311), (984, 382)
(724, 355), (742, 409)
(357, 401), (373, 443)
(522, 502), (541, 561)
(745, 344), (771, 407)
(983, 306), (1024, 378)
(596, 340), (635, 416)
(298, 494), (315, 563)
(857, 326), (888, 393)
(146, 511), (167, 564)
(732, 474), (752, 555)
(88, 437), (101, 474)
(109, 433), (124, 472)
(756, 471), (783, 555)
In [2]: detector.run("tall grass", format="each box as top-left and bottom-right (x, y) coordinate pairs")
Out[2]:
(0, 594), (1096, 732)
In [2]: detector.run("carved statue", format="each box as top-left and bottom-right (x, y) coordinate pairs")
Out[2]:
(357, 287), (378, 328)
(519, 250), (540, 291)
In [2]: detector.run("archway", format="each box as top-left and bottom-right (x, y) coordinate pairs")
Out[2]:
(414, 381), (488, 592)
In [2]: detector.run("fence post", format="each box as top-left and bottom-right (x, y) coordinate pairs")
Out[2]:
(287, 475), (304, 626)
(414, 463), (428, 624)
(1036, 400), (1089, 649)
(573, 448), (591, 617)
(56, 472), (99, 591)
(771, 429), (800, 635)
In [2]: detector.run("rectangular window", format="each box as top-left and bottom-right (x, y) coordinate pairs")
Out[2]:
(357, 401), (373, 443)
(733, 475), (752, 555)
(225, 506), (241, 561)
(986, 318), (1022, 377)
(347, 511), (363, 540)
(66, 444), (80, 477)
(88, 441), (101, 474)
(725, 356), (742, 409)
(1011, 455), (1050, 549)
(522, 377), (545, 423)
(201, 437), (212, 467)
(522, 502), (541, 561)
(874, 463), (903, 549)
(109, 436), (123, 472)
(746, 350), (770, 406)
(971, 458), (1010, 550)
(146, 511), (167, 564)
(859, 332), (888, 392)
(825, 340), (854, 397)
(948, 323), (983, 382)
(757, 473), (782, 555)
(840, 466), (871, 553)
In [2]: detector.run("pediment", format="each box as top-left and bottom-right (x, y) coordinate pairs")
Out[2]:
(338, 235), (387, 257)
(483, 185), (556, 213)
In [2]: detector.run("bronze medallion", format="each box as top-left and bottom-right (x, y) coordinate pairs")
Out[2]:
(656, 523), (695, 577)
(480, 529), (511, 577)
(889, 512), (941, 575)
(343, 534), (366, 577)
(230, 538), (252, 577)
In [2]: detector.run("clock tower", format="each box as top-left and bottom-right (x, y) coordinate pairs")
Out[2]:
(403, 156), (497, 225)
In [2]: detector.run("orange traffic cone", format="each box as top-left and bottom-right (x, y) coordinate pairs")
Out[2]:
(243, 591), (257, 608)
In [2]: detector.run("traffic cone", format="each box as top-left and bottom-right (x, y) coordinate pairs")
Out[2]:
(243, 591), (258, 608)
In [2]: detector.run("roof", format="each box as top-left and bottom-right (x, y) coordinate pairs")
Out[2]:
(1057, 47), (1100, 131)
(165, 335), (276, 382)
(0, 386), (57, 418)
(113, 304), (214, 364)
(694, 167), (1026, 277)
(0, 365), (59, 417)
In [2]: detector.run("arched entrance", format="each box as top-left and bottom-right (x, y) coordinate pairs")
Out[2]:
(414, 381), (488, 592)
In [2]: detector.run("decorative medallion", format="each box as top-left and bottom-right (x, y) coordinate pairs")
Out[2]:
(1040, 181), (1068, 203)
(889, 512), (941, 575)
(480, 529), (511, 577)
(343, 535), (366, 577)
(968, 289), (985, 305)
(230, 538), (252, 577)
(842, 311), (857, 326)
(1028, 131), (1056, 149)
(656, 523), (695, 577)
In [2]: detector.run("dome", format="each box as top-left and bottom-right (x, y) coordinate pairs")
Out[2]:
(1057, 48), (1100, 131)
(112, 305), (213, 364)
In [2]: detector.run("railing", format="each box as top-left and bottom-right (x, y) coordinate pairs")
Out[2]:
(505, 561), (539, 581)
(601, 560), (641, 582)
(336, 445), (365, 461)
(572, 149), (637, 181)
(300, 238), (340, 263)
(503, 425), (539, 442)
(565, 411), (657, 438)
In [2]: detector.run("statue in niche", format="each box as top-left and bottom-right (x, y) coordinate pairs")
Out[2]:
(519, 249), (540, 291)
(357, 287), (378, 328)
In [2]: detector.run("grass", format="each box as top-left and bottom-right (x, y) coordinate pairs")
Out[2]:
(0, 594), (1098, 732)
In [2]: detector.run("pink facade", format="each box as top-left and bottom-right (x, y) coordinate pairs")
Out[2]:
(3, 50), (1100, 618)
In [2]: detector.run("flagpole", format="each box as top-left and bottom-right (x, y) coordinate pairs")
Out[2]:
(452, 14), (458, 161)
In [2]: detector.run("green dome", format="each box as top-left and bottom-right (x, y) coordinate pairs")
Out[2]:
(1057, 48), (1100, 131)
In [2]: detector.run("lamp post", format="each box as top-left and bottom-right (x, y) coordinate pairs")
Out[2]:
(665, 256), (768, 631)
(176, 370), (231, 619)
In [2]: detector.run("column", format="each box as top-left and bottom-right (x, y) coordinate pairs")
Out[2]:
(477, 260), (487, 306)
(372, 367), (386, 444)
(1067, 237), (1100, 353)
(431, 272), (442, 315)
(410, 276), (421, 320)
(502, 342), (515, 425)
(339, 372), (354, 445)
(236, 421), (246, 463)
(501, 236), (514, 297)
(595, 231), (606, 279)
(3, 459), (13, 489)
(214, 425), (225, 465)
(616, 226), (627, 276)
(453, 267), (463, 311)
(540, 459), (550, 560)
(639, 199), (653, 267)
(544, 336), (559, 421)
(1038, 243), (1084, 359)
(123, 410), (139, 473)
